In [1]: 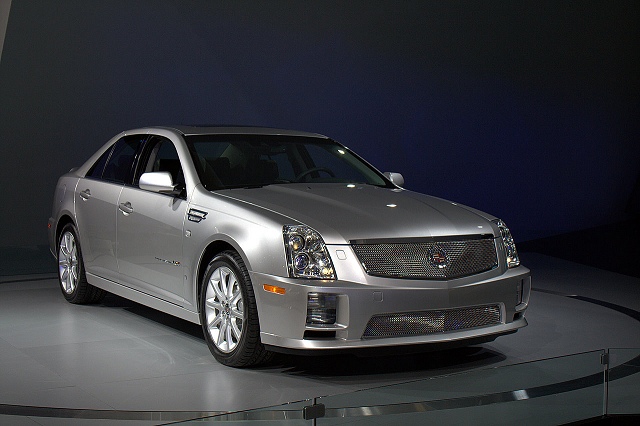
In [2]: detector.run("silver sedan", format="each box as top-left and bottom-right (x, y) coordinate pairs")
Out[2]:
(48, 126), (531, 367)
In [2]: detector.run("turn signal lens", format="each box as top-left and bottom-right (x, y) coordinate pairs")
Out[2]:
(263, 284), (286, 295)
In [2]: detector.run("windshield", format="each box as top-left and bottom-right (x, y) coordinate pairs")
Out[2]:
(185, 135), (392, 190)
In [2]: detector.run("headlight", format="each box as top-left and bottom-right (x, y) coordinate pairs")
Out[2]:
(283, 225), (336, 279)
(493, 219), (520, 268)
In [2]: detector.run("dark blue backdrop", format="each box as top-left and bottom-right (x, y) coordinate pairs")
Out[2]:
(1, 0), (638, 248)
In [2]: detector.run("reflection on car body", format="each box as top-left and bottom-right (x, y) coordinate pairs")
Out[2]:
(49, 126), (531, 367)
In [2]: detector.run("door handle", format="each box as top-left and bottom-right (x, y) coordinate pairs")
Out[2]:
(119, 202), (134, 215)
(79, 189), (91, 200)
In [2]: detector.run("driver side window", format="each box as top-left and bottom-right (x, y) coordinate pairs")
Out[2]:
(136, 136), (185, 192)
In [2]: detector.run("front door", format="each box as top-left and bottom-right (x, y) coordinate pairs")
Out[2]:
(116, 136), (188, 305)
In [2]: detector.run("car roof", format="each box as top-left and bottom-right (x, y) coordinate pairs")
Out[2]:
(157, 125), (329, 139)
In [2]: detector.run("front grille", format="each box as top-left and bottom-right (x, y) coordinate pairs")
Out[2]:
(352, 237), (498, 280)
(362, 305), (502, 339)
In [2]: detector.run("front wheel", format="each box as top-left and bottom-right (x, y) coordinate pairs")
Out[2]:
(199, 251), (272, 367)
(57, 223), (105, 304)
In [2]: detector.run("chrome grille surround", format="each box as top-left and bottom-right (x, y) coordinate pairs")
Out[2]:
(351, 236), (498, 280)
(362, 305), (502, 339)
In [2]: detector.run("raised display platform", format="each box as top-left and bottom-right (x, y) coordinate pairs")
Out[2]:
(0, 252), (639, 424)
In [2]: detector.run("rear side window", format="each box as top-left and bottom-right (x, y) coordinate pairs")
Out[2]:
(89, 135), (146, 184)
(86, 146), (113, 178)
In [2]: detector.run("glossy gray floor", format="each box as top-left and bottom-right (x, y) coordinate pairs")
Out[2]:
(1, 252), (639, 425)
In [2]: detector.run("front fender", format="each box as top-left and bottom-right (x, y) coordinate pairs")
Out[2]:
(182, 187), (293, 309)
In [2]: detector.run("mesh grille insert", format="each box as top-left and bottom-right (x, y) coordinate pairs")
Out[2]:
(363, 305), (502, 339)
(352, 237), (498, 280)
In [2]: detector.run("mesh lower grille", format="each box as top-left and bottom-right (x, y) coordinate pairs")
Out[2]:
(362, 305), (502, 339)
(352, 237), (498, 279)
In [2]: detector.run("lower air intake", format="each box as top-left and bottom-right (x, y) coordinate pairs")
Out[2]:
(362, 305), (501, 339)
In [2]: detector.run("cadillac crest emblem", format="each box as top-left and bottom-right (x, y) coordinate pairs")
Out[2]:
(428, 245), (449, 269)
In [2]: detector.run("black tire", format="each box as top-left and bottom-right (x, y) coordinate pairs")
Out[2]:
(57, 223), (106, 304)
(199, 250), (272, 367)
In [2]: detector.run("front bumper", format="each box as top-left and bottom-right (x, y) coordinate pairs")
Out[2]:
(251, 265), (531, 351)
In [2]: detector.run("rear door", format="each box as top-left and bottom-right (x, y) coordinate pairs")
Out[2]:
(74, 135), (146, 282)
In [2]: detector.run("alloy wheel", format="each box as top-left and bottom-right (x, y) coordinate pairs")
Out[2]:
(58, 231), (79, 294)
(204, 266), (245, 353)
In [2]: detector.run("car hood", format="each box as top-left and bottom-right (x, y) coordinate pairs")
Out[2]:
(215, 184), (497, 244)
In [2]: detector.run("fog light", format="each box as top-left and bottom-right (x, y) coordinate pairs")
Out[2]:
(306, 292), (337, 325)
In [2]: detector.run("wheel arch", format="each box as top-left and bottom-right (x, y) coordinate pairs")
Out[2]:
(195, 240), (242, 311)
(55, 214), (76, 244)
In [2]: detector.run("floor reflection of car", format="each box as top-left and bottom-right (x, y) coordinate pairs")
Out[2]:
(49, 126), (531, 367)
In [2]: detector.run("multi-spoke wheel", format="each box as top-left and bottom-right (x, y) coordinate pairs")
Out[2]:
(200, 250), (272, 367)
(57, 224), (105, 304)
(58, 230), (79, 295)
(204, 265), (244, 353)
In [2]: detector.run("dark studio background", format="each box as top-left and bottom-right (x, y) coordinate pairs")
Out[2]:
(1, 1), (639, 274)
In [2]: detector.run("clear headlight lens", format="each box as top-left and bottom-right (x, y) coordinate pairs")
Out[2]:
(493, 219), (520, 268)
(283, 225), (336, 279)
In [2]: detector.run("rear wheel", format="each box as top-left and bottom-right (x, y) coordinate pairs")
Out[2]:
(57, 224), (105, 304)
(199, 250), (272, 367)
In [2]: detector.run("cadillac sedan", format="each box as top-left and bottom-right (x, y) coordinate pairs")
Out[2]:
(48, 126), (531, 367)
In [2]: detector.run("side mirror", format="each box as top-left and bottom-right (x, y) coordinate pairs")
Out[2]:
(384, 172), (405, 187)
(139, 171), (182, 195)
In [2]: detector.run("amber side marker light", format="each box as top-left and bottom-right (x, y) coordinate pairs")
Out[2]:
(263, 284), (286, 295)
